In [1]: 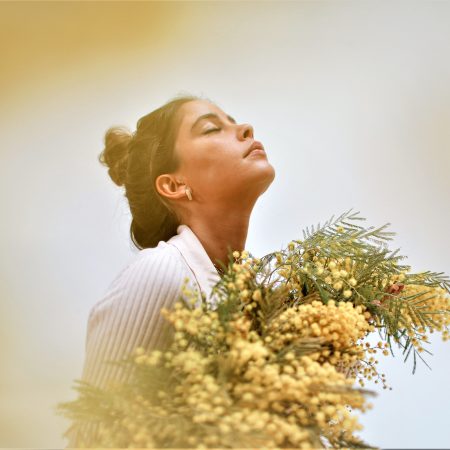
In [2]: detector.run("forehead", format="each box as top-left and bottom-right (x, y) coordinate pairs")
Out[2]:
(178, 100), (228, 124)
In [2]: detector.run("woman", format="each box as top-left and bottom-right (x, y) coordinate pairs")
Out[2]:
(66, 93), (276, 447)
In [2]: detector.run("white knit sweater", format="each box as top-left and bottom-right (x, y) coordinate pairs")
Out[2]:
(66, 224), (221, 447)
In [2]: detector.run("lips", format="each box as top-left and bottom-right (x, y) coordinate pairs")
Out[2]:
(244, 140), (265, 158)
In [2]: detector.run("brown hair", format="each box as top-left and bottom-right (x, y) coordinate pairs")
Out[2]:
(98, 93), (204, 249)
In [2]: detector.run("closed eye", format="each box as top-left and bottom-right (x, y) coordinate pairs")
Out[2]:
(203, 127), (221, 134)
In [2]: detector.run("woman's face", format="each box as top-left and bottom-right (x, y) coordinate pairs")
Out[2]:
(172, 99), (276, 204)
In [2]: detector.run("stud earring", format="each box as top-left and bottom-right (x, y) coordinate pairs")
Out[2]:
(185, 186), (193, 201)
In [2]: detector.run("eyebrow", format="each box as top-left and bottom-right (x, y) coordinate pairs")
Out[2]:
(190, 112), (237, 132)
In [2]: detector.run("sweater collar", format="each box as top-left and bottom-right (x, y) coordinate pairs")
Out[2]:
(166, 224), (221, 305)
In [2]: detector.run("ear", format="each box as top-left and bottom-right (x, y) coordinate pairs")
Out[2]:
(155, 174), (186, 201)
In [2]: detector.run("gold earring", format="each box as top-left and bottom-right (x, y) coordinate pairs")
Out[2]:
(185, 186), (193, 201)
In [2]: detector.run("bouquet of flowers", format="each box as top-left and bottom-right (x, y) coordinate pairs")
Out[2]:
(57, 209), (450, 449)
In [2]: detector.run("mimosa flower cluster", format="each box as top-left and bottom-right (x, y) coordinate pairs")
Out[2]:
(57, 209), (450, 448)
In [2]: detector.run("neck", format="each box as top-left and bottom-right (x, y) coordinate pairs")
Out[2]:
(183, 208), (251, 272)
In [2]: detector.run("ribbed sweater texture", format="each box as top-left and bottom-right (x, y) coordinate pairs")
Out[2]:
(66, 243), (204, 447)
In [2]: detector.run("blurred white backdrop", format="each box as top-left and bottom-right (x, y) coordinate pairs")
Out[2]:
(0, 1), (449, 447)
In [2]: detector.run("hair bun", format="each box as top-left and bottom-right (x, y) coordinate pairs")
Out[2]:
(98, 126), (133, 187)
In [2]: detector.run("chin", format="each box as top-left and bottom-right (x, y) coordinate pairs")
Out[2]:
(260, 161), (276, 181)
(255, 162), (276, 193)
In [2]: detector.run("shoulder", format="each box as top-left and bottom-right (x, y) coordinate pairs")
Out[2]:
(128, 243), (184, 278)
(88, 243), (199, 322)
(112, 243), (186, 289)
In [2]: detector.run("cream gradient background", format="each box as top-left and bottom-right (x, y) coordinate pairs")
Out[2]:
(1, 1), (449, 447)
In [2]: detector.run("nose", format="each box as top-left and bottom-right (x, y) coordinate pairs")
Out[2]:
(237, 123), (254, 140)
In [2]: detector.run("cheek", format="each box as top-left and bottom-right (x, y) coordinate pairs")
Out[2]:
(189, 152), (242, 183)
